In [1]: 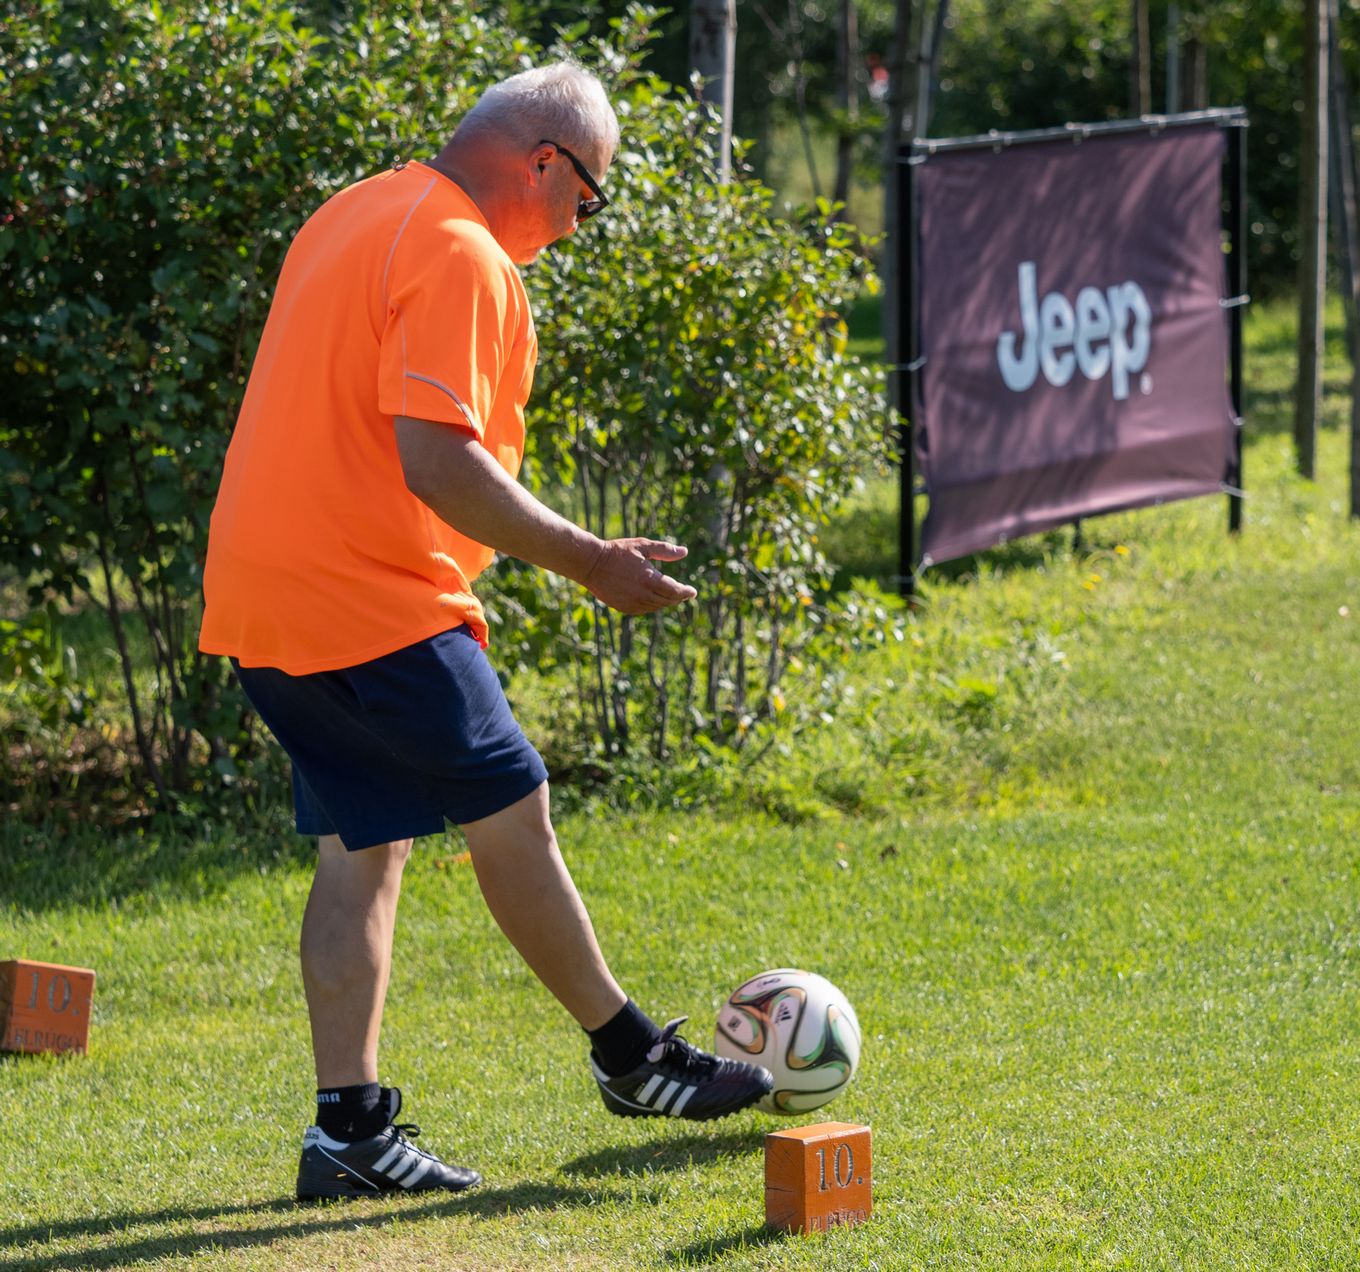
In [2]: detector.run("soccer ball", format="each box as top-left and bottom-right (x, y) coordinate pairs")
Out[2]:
(714, 969), (862, 1114)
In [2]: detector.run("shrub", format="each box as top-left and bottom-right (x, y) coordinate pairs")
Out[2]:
(0, 0), (529, 807)
(0, 1), (888, 811)
(487, 16), (890, 765)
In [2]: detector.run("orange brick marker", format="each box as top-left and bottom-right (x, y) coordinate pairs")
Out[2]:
(0, 960), (96, 1056)
(764, 1122), (872, 1234)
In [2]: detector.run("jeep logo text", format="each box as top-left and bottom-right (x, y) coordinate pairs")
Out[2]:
(996, 261), (1151, 400)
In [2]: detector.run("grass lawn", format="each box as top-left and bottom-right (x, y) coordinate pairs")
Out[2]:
(4, 299), (1360, 1269)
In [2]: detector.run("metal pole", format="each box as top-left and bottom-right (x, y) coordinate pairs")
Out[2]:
(1227, 120), (1247, 533)
(897, 145), (919, 600)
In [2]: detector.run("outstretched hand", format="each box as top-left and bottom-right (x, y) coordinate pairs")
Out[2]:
(582, 539), (698, 615)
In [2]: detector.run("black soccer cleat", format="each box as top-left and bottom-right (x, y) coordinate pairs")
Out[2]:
(591, 1016), (774, 1120)
(295, 1087), (481, 1201)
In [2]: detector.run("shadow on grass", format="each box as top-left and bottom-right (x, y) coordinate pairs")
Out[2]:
(0, 1179), (624, 1271)
(845, 291), (886, 359)
(1242, 377), (1358, 436)
(560, 1128), (762, 1178)
(666, 1223), (793, 1266)
(823, 485), (1110, 595)
(0, 812), (319, 913)
(926, 530), (1074, 582)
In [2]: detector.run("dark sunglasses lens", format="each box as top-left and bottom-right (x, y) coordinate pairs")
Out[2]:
(578, 198), (605, 220)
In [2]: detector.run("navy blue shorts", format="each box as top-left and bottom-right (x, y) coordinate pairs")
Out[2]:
(232, 626), (548, 851)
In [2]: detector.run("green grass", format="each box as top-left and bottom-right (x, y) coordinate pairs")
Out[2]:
(5, 298), (1360, 1269)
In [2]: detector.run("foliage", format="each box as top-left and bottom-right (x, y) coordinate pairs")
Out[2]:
(0, 607), (98, 810)
(478, 17), (891, 767)
(636, 0), (1340, 292)
(0, 1), (533, 807)
(0, 0), (889, 811)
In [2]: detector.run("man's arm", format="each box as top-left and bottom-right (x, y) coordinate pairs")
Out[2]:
(395, 415), (697, 616)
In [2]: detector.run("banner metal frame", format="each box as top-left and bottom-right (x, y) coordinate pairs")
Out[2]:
(893, 107), (1249, 599)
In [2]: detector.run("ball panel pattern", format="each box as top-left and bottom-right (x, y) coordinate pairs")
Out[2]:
(714, 969), (861, 1115)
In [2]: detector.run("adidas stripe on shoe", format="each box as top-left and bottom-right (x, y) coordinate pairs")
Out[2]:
(592, 1016), (773, 1121)
(295, 1088), (480, 1201)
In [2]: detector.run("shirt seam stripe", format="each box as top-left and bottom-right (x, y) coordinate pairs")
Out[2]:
(382, 175), (437, 302)
(405, 371), (481, 435)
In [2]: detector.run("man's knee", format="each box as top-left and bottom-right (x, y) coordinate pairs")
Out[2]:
(383, 837), (414, 865)
(461, 783), (555, 853)
(318, 833), (414, 872)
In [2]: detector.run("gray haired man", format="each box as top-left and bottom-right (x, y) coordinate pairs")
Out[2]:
(199, 62), (773, 1200)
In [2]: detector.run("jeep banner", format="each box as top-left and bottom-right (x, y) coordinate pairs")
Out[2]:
(913, 125), (1236, 564)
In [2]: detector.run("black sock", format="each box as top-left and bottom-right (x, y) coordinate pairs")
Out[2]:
(587, 999), (663, 1077)
(315, 1082), (386, 1141)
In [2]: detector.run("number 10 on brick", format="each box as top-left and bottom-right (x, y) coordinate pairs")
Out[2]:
(0, 959), (96, 1056)
(764, 1122), (872, 1234)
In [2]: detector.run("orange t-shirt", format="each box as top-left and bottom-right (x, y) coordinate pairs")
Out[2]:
(199, 163), (537, 673)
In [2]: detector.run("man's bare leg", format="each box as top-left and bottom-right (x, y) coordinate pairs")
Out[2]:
(294, 832), (480, 1198)
(461, 783), (626, 1031)
(300, 834), (412, 1087)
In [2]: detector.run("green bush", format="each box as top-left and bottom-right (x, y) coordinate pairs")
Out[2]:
(0, 0), (530, 807)
(0, 1), (888, 812)
(488, 21), (891, 764)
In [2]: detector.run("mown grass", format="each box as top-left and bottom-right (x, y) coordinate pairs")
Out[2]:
(4, 298), (1360, 1270)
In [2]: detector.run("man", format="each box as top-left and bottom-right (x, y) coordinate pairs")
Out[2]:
(199, 62), (773, 1202)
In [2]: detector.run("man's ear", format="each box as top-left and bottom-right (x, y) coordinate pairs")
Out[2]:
(528, 142), (555, 188)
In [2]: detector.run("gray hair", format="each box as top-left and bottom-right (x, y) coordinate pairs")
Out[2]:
(457, 62), (620, 155)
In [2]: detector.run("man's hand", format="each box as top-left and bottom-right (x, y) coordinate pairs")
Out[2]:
(395, 417), (699, 615)
(583, 540), (698, 615)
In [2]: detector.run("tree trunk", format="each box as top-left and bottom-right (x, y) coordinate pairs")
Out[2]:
(690, 0), (736, 182)
(1330, 0), (1358, 356)
(1296, 0), (1328, 480)
(793, 65), (823, 201)
(1130, 0), (1151, 115)
(915, 0), (950, 140)
(880, 0), (924, 371)
(1181, 35), (1208, 111)
(691, 0), (738, 573)
(1328, 0), (1360, 515)
(833, 0), (859, 211)
(1165, 4), (1180, 113)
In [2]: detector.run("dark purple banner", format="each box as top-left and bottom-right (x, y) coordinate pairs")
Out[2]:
(914, 125), (1236, 564)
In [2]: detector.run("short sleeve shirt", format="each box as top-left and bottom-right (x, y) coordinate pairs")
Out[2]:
(199, 163), (537, 673)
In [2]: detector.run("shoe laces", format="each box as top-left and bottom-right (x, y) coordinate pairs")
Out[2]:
(382, 1089), (433, 1158)
(646, 1017), (718, 1080)
(390, 1122), (440, 1162)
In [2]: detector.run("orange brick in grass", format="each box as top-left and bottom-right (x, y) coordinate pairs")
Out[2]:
(0, 959), (95, 1056)
(764, 1122), (872, 1234)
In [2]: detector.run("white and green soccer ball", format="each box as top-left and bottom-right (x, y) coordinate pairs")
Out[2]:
(714, 968), (862, 1114)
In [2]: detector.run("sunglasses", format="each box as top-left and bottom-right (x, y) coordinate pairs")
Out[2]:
(538, 139), (609, 220)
